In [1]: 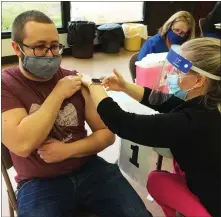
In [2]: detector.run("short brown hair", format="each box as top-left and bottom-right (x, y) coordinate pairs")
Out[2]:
(12, 10), (53, 43)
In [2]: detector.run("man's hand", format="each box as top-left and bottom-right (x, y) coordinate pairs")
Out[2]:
(2, 75), (80, 157)
(53, 76), (82, 100)
(38, 139), (71, 163)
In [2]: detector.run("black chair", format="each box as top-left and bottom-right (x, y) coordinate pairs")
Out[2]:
(129, 53), (138, 83)
(199, 18), (206, 37)
(128, 36), (153, 83)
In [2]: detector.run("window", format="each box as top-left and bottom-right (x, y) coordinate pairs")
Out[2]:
(70, 2), (144, 24)
(2, 2), (62, 32)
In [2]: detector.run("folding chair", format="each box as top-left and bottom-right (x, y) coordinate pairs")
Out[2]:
(1, 144), (17, 217)
(128, 53), (173, 171)
(199, 18), (206, 37)
(1, 144), (97, 217)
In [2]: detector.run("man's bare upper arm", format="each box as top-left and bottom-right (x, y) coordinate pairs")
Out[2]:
(2, 108), (28, 151)
(81, 87), (107, 132)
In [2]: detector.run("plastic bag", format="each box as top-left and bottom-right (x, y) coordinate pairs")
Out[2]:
(122, 23), (148, 39)
(135, 52), (168, 68)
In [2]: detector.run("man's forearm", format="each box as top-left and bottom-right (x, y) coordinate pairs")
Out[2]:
(17, 89), (64, 155)
(67, 129), (115, 158)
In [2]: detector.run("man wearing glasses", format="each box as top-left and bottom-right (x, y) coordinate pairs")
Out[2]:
(2, 10), (152, 217)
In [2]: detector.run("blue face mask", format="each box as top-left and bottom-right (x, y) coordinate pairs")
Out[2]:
(167, 29), (187, 45)
(167, 74), (188, 100)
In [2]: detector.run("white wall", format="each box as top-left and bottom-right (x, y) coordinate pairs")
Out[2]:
(2, 38), (15, 57)
(2, 32), (99, 57)
(2, 33), (69, 57)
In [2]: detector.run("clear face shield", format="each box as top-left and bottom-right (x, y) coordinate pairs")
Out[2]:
(148, 46), (221, 105)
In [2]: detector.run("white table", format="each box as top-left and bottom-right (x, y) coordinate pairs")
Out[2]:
(107, 91), (172, 189)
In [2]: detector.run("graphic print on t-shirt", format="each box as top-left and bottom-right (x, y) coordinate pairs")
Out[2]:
(55, 103), (78, 127)
(29, 103), (79, 142)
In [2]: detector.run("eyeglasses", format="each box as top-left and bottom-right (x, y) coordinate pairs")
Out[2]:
(20, 43), (65, 57)
(172, 28), (188, 37)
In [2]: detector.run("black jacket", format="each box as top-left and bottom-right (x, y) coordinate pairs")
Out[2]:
(202, 1), (221, 37)
(97, 87), (221, 217)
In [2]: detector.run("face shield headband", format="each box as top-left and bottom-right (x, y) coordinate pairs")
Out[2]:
(148, 47), (221, 105)
(167, 49), (221, 81)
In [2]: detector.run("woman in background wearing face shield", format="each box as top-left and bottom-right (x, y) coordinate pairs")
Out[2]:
(81, 38), (221, 217)
(137, 11), (195, 61)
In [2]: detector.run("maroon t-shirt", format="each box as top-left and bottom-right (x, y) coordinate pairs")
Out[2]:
(2, 66), (88, 183)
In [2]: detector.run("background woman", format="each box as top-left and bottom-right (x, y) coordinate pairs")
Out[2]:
(137, 11), (195, 61)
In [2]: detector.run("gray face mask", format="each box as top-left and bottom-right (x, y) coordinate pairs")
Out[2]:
(22, 55), (61, 79)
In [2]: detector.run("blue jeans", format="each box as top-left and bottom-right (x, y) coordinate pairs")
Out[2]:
(17, 156), (152, 217)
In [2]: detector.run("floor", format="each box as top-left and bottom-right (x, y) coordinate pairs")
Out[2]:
(2, 49), (173, 217)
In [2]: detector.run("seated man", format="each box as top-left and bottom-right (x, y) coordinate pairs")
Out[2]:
(2, 10), (152, 217)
